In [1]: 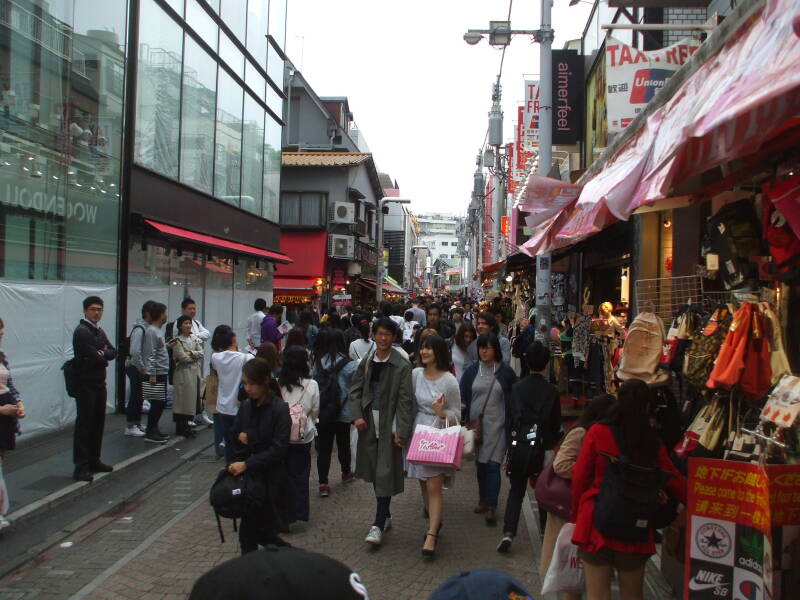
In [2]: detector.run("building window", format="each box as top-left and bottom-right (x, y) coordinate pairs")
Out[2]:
(263, 117), (281, 223)
(280, 192), (326, 227)
(241, 95), (265, 216)
(213, 69), (244, 204)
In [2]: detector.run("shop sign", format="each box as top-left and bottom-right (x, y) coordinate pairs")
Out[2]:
(605, 36), (701, 133)
(331, 268), (346, 287)
(523, 80), (540, 149)
(551, 49), (584, 145)
(332, 294), (351, 300)
(685, 458), (800, 600)
(584, 51), (608, 163)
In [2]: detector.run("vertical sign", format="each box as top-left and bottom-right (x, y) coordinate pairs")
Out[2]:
(523, 80), (540, 149)
(551, 49), (584, 145)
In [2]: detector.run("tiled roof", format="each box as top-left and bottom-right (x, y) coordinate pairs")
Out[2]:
(281, 152), (372, 167)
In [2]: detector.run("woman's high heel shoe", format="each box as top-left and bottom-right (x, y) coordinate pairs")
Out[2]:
(421, 532), (438, 557)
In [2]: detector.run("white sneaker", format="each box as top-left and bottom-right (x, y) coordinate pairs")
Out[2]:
(384, 517), (393, 531)
(187, 420), (198, 428)
(136, 424), (147, 434)
(125, 425), (146, 437)
(365, 526), (383, 545)
(199, 413), (214, 426)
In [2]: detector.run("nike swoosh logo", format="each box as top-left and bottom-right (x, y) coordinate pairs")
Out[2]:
(688, 580), (727, 592)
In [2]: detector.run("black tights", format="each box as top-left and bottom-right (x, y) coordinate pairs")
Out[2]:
(373, 496), (392, 530)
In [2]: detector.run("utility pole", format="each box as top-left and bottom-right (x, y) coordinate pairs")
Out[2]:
(533, 0), (554, 342)
(488, 83), (503, 264)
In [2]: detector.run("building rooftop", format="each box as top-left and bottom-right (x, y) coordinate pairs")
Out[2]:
(282, 152), (373, 167)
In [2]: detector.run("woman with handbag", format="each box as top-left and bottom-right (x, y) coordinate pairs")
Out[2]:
(537, 393), (615, 599)
(0, 317), (26, 528)
(228, 358), (291, 554)
(460, 333), (518, 526)
(278, 346), (319, 524)
(171, 316), (204, 438)
(571, 379), (686, 600)
(407, 334), (461, 557)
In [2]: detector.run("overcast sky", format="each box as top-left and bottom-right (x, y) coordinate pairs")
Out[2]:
(284, 0), (594, 216)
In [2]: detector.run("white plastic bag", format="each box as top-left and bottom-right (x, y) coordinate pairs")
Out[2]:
(541, 522), (585, 594)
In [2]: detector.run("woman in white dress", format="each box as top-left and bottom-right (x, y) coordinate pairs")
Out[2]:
(407, 334), (460, 557)
(451, 322), (477, 383)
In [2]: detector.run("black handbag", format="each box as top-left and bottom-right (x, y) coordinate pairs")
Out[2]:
(209, 468), (267, 543)
(505, 421), (546, 478)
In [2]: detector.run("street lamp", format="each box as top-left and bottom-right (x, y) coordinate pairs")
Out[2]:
(376, 196), (411, 302)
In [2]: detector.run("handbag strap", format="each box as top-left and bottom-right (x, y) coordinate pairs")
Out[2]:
(478, 370), (498, 421)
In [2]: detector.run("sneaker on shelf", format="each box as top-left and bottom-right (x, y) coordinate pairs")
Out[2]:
(342, 471), (356, 484)
(125, 425), (145, 437)
(144, 432), (168, 444)
(384, 517), (392, 531)
(497, 535), (513, 553)
(364, 526), (383, 546)
(319, 485), (331, 498)
(199, 413), (214, 426)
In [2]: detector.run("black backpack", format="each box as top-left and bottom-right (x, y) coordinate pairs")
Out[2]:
(165, 321), (176, 385)
(61, 358), (80, 398)
(209, 468), (267, 543)
(316, 356), (349, 426)
(593, 442), (669, 543)
(505, 422), (546, 478)
(119, 324), (146, 363)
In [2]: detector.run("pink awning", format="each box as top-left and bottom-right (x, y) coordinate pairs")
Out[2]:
(521, 0), (800, 255)
(519, 174), (582, 230)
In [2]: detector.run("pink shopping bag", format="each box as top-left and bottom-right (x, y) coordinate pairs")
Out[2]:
(406, 424), (464, 470)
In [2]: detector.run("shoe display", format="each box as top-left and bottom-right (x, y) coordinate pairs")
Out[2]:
(73, 469), (93, 482)
(125, 425), (145, 437)
(485, 509), (497, 526)
(90, 462), (114, 473)
(144, 433), (169, 444)
(497, 535), (513, 553)
(341, 471), (355, 484)
(365, 526), (383, 546)
(319, 484), (331, 497)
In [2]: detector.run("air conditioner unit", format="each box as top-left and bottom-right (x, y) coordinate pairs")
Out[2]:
(328, 234), (355, 259)
(330, 201), (355, 224)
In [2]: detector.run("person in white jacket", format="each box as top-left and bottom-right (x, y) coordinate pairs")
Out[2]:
(279, 345), (319, 523)
(210, 326), (253, 462)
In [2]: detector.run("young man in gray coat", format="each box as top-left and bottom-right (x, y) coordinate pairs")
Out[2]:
(347, 317), (414, 546)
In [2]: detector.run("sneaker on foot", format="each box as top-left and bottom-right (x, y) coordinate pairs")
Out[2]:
(199, 413), (214, 426)
(125, 425), (145, 437)
(342, 471), (356, 484)
(497, 535), (513, 553)
(319, 485), (331, 498)
(365, 526), (382, 545)
(187, 420), (198, 428)
(144, 433), (168, 444)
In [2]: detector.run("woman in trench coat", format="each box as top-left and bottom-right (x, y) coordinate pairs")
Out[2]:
(172, 315), (204, 437)
(347, 317), (414, 546)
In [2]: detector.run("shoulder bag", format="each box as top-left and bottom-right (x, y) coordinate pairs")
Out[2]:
(468, 371), (497, 446)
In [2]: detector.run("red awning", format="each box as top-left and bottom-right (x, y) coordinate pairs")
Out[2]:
(273, 276), (318, 291)
(519, 0), (800, 256)
(482, 260), (504, 274)
(277, 231), (327, 278)
(143, 219), (292, 264)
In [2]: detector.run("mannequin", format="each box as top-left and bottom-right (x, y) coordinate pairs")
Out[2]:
(588, 301), (623, 394)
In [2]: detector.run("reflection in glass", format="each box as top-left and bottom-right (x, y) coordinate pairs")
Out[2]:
(263, 115), (281, 223)
(268, 0), (287, 52)
(220, 0), (247, 43)
(267, 44), (284, 91)
(241, 96), (265, 216)
(214, 70), (244, 204)
(219, 33), (244, 79)
(180, 35), (217, 194)
(135, 0), (182, 180)
(186, 0), (218, 53)
(245, 62), (266, 102)
(246, 0), (269, 67)
(266, 81), (283, 117)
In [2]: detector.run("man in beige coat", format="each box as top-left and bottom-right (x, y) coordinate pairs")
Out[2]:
(347, 317), (413, 546)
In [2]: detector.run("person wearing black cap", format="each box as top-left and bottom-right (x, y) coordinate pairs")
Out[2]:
(427, 569), (533, 600)
(188, 546), (370, 600)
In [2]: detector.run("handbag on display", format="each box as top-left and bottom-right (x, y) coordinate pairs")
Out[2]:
(406, 419), (464, 470)
(683, 308), (732, 389)
(674, 395), (727, 458)
(534, 461), (572, 521)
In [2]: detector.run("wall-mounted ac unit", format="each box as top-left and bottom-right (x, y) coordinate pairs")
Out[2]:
(330, 201), (356, 224)
(328, 234), (355, 259)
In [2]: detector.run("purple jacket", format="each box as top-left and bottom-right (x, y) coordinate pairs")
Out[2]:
(260, 314), (283, 345)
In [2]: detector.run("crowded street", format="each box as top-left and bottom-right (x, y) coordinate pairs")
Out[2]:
(2, 0), (800, 599)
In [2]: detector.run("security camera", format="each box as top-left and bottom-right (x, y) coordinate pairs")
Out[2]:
(463, 31), (483, 45)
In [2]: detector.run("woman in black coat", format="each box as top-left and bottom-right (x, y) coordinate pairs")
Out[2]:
(229, 358), (292, 554)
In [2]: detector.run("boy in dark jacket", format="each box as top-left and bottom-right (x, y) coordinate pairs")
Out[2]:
(72, 296), (117, 482)
(497, 341), (561, 553)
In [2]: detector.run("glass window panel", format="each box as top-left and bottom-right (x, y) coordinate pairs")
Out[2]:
(180, 35), (217, 194)
(186, 0), (218, 53)
(263, 115), (281, 222)
(135, 0), (182, 179)
(281, 192), (299, 225)
(240, 95), (264, 216)
(245, 62), (266, 101)
(203, 255), (234, 358)
(268, 0), (286, 51)
(219, 33), (244, 78)
(300, 193), (321, 226)
(266, 44), (283, 91)
(246, 0), (269, 68)
(266, 81), (282, 116)
(220, 0), (247, 43)
(163, 0), (183, 16)
(214, 69), (243, 204)
(206, 0), (221, 13)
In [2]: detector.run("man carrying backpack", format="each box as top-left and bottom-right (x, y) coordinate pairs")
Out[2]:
(313, 330), (358, 498)
(124, 300), (153, 437)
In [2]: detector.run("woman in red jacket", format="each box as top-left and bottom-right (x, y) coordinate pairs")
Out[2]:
(571, 379), (686, 600)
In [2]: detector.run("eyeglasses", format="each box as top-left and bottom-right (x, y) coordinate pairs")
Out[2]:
(86, 306), (104, 312)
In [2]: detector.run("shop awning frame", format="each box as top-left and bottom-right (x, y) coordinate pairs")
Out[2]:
(273, 276), (318, 291)
(143, 219), (292, 264)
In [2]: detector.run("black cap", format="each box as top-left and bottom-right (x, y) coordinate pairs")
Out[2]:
(189, 546), (370, 600)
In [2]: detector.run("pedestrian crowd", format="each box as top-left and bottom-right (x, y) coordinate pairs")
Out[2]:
(0, 293), (688, 599)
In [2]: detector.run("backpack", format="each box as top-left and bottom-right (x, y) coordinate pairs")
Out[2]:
(616, 312), (669, 386)
(593, 441), (669, 543)
(165, 321), (176, 385)
(316, 357), (349, 426)
(209, 468), (267, 543)
(61, 358), (80, 398)
(120, 324), (146, 365)
(505, 422), (546, 478)
(287, 388), (308, 443)
(706, 199), (765, 289)
(683, 308), (732, 389)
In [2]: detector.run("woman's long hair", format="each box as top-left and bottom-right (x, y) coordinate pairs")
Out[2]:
(602, 379), (659, 464)
(279, 346), (311, 392)
(574, 394), (616, 430)
(242, 358), (280, 397)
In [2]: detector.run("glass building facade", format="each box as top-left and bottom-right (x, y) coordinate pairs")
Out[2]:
(0, 0), (286, 437)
